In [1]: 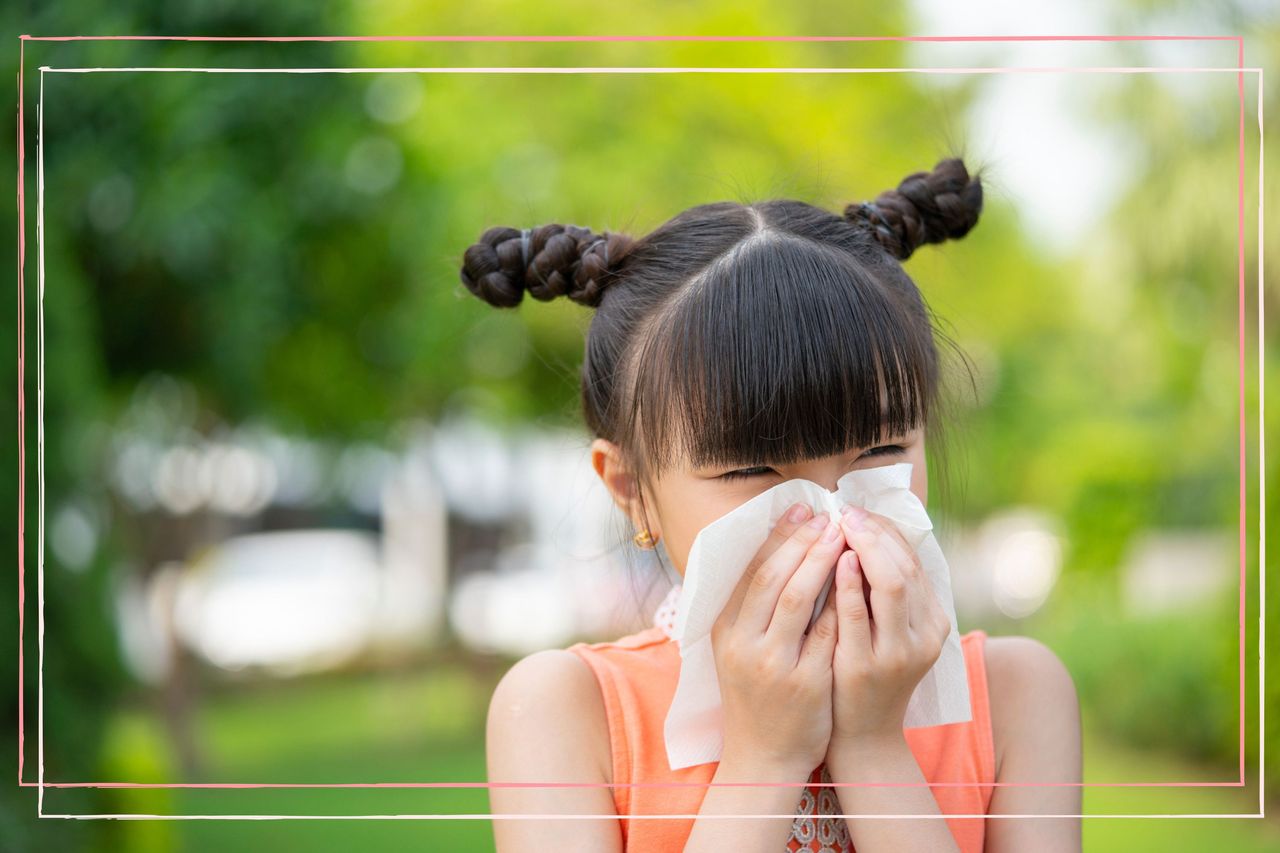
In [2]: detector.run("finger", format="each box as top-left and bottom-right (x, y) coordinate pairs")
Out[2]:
(858, 514), (931, 632)
(834, 549), (872, 657)
(764, 516), (846, 646)
(856, 509), (913, 555)
(807, 557), (838, 634)
(799, 567), (840, 668)
(928, 598), (955, 655)
(919, 573), (954, 650)
(901, 553), (950, 642)
(860, 513), (952, 650)
(718, 501), (813, 630)
(734, 510), (831, 636)
(843, 509), (931, 632)
(758, 502), (817, 565)
(838, 511), (909, 654)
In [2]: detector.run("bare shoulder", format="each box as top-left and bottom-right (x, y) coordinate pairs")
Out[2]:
(982, 635), (1081, 779)
(486, 649), (622, 851)
(487, 649), (613, 784)
(981, 634), (1084, 850)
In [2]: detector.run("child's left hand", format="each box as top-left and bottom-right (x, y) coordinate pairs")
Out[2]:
(824, 505), (952, 756)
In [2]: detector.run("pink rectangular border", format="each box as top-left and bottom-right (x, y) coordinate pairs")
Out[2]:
(14, 34), (1263, 818)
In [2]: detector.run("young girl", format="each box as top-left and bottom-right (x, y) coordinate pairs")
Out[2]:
(468, 158), (1082, 852)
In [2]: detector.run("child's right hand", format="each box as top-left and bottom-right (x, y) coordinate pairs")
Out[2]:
(709, 502), (846, 775)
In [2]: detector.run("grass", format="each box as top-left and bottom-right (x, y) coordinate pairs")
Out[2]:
(1079, 706), (1279, 851)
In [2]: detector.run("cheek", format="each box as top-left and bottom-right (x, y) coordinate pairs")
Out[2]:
(655, 480), (763, 578)
(664, 509), (729, 578)
(665, 527), (694, 577)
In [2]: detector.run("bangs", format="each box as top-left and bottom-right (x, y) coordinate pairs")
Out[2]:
(625, 236), (935, 480)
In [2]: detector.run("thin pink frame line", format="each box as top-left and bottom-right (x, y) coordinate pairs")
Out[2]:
(31, 66), (1266, 74)
(1232, 34), (1251, 797)
(15, 31), (25, 791)
(30, 812), (1278, 820)
(17, 33), (1259, 804)
(21, 779), (1257, 789)
(17, 34), (1247, 42)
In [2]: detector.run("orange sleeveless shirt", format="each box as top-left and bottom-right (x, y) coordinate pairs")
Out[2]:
(565, 592), (995, 853)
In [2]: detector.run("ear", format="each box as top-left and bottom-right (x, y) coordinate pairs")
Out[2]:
(590, 438), (659, 538)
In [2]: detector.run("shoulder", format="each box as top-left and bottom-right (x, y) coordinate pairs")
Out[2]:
(982, 634), (1076, 698)
(982, 634), (1080, 778)
(486, 650), (623, 850)
(980, 635), (1084, 847)
(486, 649), (612, 784)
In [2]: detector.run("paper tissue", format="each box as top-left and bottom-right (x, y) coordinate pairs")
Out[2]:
(663, 461), (971, 771)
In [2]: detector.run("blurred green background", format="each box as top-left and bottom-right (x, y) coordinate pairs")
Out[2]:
(3, 1), (1279, 851)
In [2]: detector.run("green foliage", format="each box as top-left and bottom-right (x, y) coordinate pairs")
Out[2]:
(1040, 578), (1238, 763)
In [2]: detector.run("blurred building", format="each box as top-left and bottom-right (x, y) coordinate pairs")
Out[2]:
(110, 405), (664, 682)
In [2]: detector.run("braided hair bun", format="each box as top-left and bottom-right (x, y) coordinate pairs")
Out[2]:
(460, 223), (634, 308)
(844, 157), (983, 261)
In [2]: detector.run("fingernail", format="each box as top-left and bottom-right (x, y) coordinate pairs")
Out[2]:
(820, 520), (841, 543)
(842, 506), (867, 530)
(806, 511), (830, 530)
(786, 502), (810, 523)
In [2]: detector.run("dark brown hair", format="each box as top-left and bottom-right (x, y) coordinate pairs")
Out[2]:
(460, 157), (985, 615)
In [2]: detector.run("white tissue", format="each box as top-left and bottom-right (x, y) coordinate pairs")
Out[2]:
(663, 461), (971, 771)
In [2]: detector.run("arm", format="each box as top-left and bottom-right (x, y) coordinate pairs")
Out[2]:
(826, 735), (962, 853)
(486, 650), (623, 853)
(983, 636), (1083, 853)
(682, 754), (811, 853)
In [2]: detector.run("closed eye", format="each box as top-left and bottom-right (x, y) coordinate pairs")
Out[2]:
(718, 445), (906, 481)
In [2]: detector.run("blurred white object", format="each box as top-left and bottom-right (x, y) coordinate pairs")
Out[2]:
(980, 509), (1064, 620)
(444, 426), (653, 657)
(940, 508), (1065, 621)
(428, 412), (518, 523)
(449, 548), (572, 656)
(377, 444), (450, 647)
(1120, 530), (1233, 617)
(991, 526), (1063, 619)
(174, 531), (382, 675)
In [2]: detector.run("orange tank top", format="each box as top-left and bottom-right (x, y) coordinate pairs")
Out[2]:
(564, 589), (996, 852)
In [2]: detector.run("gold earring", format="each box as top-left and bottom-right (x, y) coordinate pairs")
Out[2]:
(633, 529), (657, 549)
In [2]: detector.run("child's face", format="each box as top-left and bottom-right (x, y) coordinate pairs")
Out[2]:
(590, 424), (927, 579)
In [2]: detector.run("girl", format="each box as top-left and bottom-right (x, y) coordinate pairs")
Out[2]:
(468, 158), (1082, 852)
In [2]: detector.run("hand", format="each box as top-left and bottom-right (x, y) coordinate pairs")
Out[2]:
(710, 502), (845, 775)
(825, 505), (952, 755)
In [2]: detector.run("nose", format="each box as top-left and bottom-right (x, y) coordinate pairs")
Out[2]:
(785, 460), (850, 494)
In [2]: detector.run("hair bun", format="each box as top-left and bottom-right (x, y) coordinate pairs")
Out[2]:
(843, 157), (983, 261)
(460, 223), (632, 308)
